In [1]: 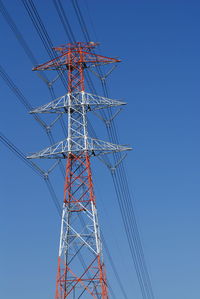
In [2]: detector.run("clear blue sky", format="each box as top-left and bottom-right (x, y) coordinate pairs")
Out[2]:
(1, 1), (200, 298)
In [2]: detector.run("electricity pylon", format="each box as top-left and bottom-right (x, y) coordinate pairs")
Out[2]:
(28, 42), (131, 298)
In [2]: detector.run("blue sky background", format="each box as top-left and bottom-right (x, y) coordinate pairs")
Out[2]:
(1, 1), (200, 298)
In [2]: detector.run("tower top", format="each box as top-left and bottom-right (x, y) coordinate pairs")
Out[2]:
(53, 41), (99, 52)
(32, 42), (120, 71)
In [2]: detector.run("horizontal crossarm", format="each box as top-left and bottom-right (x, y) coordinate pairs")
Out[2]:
(27, 137), (132, 159)
(30, 92), (126, 113)
(33, 50), (120, 71)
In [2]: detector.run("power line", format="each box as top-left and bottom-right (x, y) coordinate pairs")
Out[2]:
(71, 1), (156, 298)
(0, 131), (44, 178)
(0, 131), (62, 215)
(102, 235), (129, 299)
(0, 64), (66, 179)
(0, 0), (54, 89)
(21, 0), (68, 90)
(3, 3), (114, 294)
(53, 0), (76, 43)
(53, 1), (145, 297)
(0, 130), (116, 298)
(0, 64), (47, 129)
(1, 1), (133, 298)
(0, 0), (68, 138)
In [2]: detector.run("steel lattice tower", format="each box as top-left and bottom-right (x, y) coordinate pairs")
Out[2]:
(28, 42), (131, 298)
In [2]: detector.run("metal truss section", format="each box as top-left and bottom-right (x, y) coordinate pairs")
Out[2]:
(33, 42), (120, 72)
(55, 153), (107, 298)
(59, 196), (100, 259)
(30, 92), (126, 114)
(29, 42), (127, 299)
(27, 137), (131, 159)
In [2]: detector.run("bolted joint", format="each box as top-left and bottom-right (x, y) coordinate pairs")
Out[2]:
(43, 173), (49, 180)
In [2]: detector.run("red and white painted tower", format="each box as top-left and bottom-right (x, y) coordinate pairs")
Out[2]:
(28, 42), (131, 298)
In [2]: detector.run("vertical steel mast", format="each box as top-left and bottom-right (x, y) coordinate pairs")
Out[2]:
(28, 42), (131, 298)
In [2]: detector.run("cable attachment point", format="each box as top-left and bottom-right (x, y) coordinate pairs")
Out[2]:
(93, 108), (123, 126)
(37, 72), (63, 88)
(49, 114), (62, 128)
(43, 160), (62, 180)
(43, 173), (49, 180)
(45, 126), (51, 134)
(45, 115), (62, 134)
(89, 65), (117, 81)
(98, 153), (127, 173)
